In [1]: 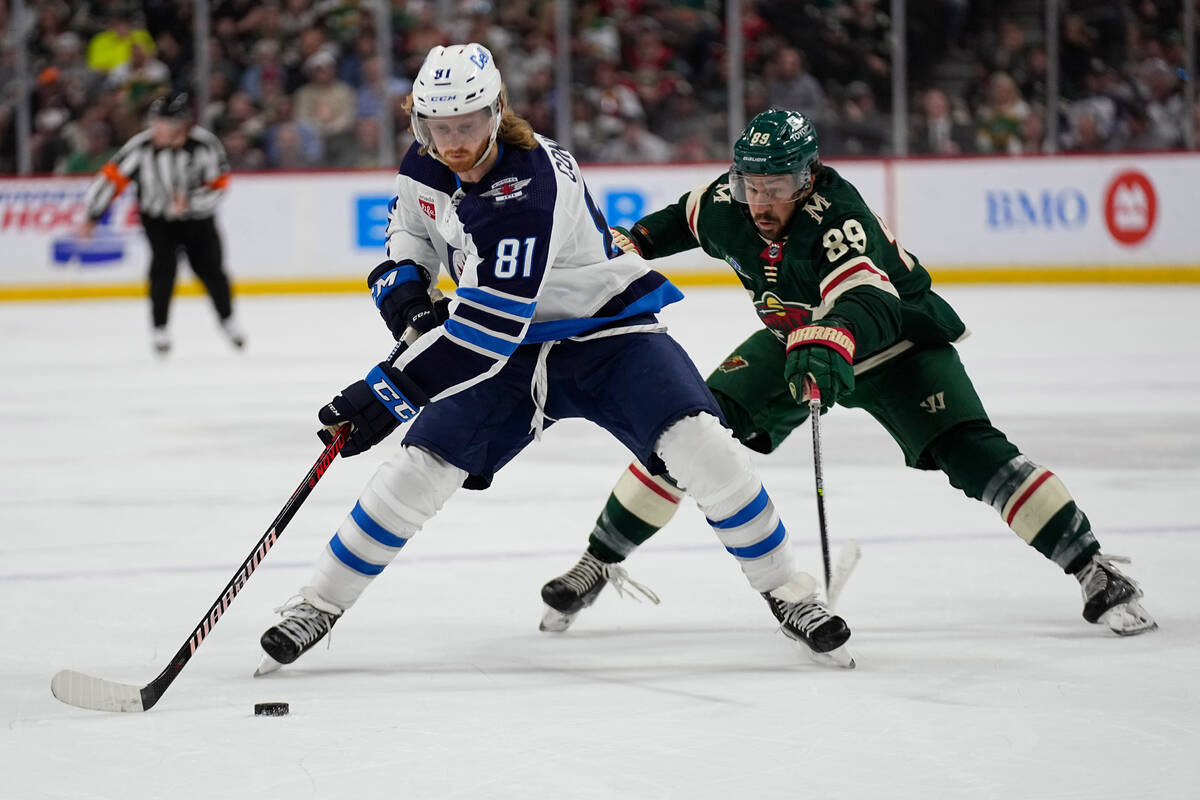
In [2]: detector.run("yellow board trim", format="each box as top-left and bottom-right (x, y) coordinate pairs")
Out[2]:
(3, 265), (1200, 302)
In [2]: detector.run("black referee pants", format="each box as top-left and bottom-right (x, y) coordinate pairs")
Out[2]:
(141, 215), (233, 328)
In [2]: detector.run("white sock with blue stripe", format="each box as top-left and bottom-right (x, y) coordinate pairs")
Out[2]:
(655, 413), (796, 591)
(309, 445), (467, 610)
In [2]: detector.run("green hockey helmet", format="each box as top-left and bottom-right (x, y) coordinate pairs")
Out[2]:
(730, 109), (819, 204)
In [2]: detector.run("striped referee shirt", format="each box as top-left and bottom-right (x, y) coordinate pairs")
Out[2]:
(84, 126), (230, 222)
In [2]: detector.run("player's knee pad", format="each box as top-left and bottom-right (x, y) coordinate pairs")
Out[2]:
(314, 446), (467, 608)
(654, 412), (760, 517)
(360, 444), (467, 537)
(656, 413), (794, 591)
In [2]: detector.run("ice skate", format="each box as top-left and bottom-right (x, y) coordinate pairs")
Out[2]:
(762, 574), (855, 668)
(254, 587), (342, 676)
(539, 551), (660, 632)
(151, 327), (170, 356)
(220, 317), (246, 350)
(1075, 554), (1157, 636)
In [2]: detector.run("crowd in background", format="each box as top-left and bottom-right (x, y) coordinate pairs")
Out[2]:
(0, 0), (1196, 175)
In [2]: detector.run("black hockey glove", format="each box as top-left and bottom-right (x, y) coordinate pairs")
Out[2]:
(368, 259), (444, 340)
(318, 362), (429, 457)
(784, 321), (856, 411)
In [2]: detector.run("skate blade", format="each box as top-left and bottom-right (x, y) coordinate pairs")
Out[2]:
(1101, 600), (1158, 636)
(806, 644), (856, 670)
(254, 653), (284, 677)
(539, 605), (577, 633)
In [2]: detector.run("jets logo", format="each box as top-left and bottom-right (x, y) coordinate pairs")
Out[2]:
(481, 177), (532, 202)
(754, 292), (813, 340)
(717, 355), (750, 373)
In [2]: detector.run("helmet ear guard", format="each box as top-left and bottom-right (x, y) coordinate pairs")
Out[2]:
(730, 109), (819, 203)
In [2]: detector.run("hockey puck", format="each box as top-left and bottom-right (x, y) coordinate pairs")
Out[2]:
(254, 702), (289, 717)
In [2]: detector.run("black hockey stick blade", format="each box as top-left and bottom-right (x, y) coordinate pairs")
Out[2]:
(50, 425), (349, 712)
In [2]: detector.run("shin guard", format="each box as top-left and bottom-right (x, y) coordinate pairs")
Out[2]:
(656, 413), (795, 591)
(311, 445), (466, 609)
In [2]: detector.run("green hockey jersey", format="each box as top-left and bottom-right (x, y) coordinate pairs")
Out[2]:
(626, 165), (967, 362)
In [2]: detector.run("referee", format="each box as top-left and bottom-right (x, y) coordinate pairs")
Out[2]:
(82, 90), (245, 355)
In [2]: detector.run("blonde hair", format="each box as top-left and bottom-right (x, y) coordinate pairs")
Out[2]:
(403, 86), (536, 158)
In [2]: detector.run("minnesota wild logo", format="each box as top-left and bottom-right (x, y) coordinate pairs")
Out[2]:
(717, 355), (750, 373)
(754, 292), (813, 340)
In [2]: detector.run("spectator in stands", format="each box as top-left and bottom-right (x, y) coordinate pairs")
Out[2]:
(975, 71), (1029, 155)
(107, 42), (170, 111)
(86, 6), (157, 75)
(911, 87), (976, 155)
(586, 59), (644, 141)
(1060, 13), (1099, 99)
(1065, 105), (1115, 152)
(837, 80), (890, 155)
(596, 114), (672, 163)
(355, 55), (410, 123)
(222, 127), (267, 171)
(1137, 57), (1186, 149)
(240, 39), (285, 104)
(220, 90), (266, 140)
(60, 120), (114, 174)
(349, 116), (382, 168)
(1017, 105), (1051, 154)
(294, 49), (355, 166)
(266, 119), (323, 168)
(765, 47), (827, 125)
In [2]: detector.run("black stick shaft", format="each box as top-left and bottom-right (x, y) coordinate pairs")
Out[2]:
(805, 378), (833, 594)
(138, 425), (348, 710)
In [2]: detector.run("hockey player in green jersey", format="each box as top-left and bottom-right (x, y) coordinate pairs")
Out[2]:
(539, 108), (1156, 638)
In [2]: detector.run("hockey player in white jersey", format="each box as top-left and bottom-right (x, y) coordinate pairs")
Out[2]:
(256, 43), (855, 673)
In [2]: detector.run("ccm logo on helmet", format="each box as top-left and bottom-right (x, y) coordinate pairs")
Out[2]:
(429, 94), (457, 102)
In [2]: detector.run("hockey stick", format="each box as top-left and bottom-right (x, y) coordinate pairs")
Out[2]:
(50, 424), (350, 713)
(803, 376), (859, 609)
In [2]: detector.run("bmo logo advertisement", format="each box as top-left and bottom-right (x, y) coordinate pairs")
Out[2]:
(1103, 169), (1156, 246)
(894, 155), (1190, 269)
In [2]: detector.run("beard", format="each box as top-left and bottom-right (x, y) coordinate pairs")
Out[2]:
(439, 138), (490, 172)
(753, 213), (782, 236)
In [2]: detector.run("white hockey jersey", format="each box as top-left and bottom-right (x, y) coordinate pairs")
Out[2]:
(384, 135), (682, 402)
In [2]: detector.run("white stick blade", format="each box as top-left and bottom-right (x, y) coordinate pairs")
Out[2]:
(827, 540), (862, 610)
(51, 669), (145, 712)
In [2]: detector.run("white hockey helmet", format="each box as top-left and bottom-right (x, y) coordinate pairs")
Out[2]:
(410, 43), (503, 165)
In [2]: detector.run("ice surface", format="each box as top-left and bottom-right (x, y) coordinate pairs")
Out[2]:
(2, 286), (1197, 799)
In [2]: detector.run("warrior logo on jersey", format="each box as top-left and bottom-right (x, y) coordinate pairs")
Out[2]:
(418, 196), (436, 220)
(717, 354), (750, 373)
(760, 241), (785, 283)
(754, 292), (813, 341)
(482, 177), (532, 202)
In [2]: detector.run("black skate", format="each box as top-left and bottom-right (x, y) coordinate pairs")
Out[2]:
(152, 327), (170, 356)
(220, 318), (246, 350)
(539, 551), (659, 632)
(763, 576), (855, 668)
(1075, 554), (1157, 636)
(255, 588), (342, 676)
